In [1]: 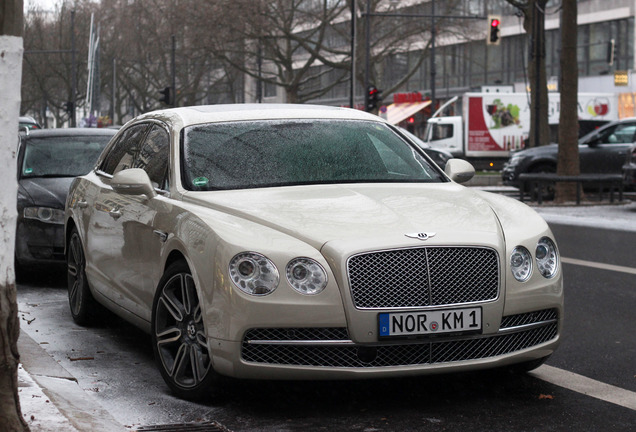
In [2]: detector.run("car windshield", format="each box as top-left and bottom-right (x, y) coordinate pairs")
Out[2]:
(182, 119), (445, 190)
(20, 135), (110, 178)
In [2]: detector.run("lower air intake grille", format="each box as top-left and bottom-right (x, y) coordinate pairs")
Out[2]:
(241, 311), (558, 368)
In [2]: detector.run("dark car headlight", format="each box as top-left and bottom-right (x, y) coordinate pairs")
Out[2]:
(506, 154), (528, 167)
(23, 206), (65, 225)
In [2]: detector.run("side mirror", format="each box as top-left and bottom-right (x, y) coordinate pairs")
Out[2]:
(444, 158), (475, 183)
(111, 168), (156, 198)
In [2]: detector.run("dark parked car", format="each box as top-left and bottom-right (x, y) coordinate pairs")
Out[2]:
(15, 128), (116, 274)
(397, 127), (454, 168)
(19, 116), (41, 131)
(623, 144), (636, 188)
(503, 118), (636, 186)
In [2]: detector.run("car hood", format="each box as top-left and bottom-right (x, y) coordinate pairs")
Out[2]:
(511, 143), (559, 157)
(186, 183), (504, 251)
(18, 177), (74, 208)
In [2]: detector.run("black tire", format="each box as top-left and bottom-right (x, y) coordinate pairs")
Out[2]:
(67, 227), (101, 325)
(529, 163), (556, 201)
(151, 260), (220, 400)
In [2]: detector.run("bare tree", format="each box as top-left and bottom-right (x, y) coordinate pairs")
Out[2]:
(555, 0), (579, 202)
(204, 0), (352, 103)
(0, 0), (30, 429)
(506, 0), (550, 149)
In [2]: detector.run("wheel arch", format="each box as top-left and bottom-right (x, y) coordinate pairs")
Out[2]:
(164, 249), (188, 274)
(527, 159), (557, 173)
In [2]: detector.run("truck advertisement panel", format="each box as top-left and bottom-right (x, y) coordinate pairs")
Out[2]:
(464, 92), (617, 157)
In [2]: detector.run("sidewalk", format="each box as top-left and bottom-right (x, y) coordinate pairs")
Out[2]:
(18, 329), (125, 431)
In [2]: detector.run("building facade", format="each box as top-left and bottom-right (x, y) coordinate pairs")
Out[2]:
(256, 0), (636, 136)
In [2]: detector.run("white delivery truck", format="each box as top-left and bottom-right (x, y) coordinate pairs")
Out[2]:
(424, 92), (618, 170)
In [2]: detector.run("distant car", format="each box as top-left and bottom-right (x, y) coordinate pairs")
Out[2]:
(623, 144), (636, 188)
(19, 116), (42, 131)
(65, 104), (562, 400)
(503, 118), (636, 191)
(397, 127), (454, 168)
(15, 128), (116, 274)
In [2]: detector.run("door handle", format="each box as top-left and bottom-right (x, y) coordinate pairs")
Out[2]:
(78, 200), (88, 209)
(109, 210), (122, 219)
(153, 230), (168, 242)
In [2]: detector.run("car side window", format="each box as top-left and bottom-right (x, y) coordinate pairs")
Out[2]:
(133, 125), (170, 189)
(100, 124), (149, 175)
(594, 123), (636, 145)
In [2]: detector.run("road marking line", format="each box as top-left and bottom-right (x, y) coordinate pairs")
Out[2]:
(561, 257), (636, 275)
(530, 365), (636, 411)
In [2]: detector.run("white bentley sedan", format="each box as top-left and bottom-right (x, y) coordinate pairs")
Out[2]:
(65, 104), (563, 400)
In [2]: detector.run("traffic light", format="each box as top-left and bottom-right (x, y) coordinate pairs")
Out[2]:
(366, 85), (381, 112)
(607, 38), (615, 65)
(158, 86), (172, 106)
(487, 15), (501, 45)
(64, 101), (74, 115)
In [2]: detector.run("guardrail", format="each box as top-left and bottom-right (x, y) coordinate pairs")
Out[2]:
(518, 173), (624, 205)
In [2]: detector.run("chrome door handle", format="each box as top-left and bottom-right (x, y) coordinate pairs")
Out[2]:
(108, 210), (122, 219)
(78, 200), (88, 209)
(153, 230), (168, 242)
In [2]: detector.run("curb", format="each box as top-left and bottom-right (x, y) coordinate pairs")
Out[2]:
(18, 329), (125, 432)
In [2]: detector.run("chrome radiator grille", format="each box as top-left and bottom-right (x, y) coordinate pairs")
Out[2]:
(347, 247), (499, 309)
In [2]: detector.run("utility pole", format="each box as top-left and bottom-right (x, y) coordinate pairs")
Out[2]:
(171, 35), (176, 107)
(71, 10), (77, 127)
(349, 0), (356, 109)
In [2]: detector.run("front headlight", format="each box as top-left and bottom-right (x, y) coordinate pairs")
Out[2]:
(23, 207), (65, 224)
(536, 237), (559, 278)
(229, 252), (279, 296)
(510, 246), (532, 282)
(286, 257), (328, 295)
(507, 153), (528, 167)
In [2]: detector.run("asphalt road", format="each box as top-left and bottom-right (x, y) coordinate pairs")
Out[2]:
(16, 221), (636, 432)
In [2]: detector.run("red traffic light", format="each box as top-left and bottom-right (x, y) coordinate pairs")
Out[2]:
(490, 18), (500, 27)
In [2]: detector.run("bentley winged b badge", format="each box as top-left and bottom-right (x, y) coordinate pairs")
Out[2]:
(405, 232), (437, 241)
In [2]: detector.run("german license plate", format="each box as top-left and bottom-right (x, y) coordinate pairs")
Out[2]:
(378, 307), (481, 338)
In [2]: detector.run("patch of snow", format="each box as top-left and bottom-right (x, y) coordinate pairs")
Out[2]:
(533, 202), (636, 232)
(18, 365), (79, 432)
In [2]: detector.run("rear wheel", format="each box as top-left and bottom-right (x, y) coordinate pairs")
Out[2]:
(151, 261), (220, 400)
(528, 163), (556, 201)
(67, 227), (100, 325)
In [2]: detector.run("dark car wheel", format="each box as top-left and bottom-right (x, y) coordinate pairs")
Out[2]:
(67, 227), (100, 325)
(151, 260), (220, 400)
(528, 163), (556, 201)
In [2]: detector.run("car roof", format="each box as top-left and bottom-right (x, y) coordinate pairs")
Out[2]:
(132, 104), (385, 127)
(20, 128), (117, 138)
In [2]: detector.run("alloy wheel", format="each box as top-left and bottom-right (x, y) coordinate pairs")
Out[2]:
(154, 272), (211, 389)
(67, 231), (85, 317)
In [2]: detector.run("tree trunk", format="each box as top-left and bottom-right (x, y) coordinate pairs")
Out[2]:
(1, 1), (29, 430)
(555, 0), (579, 202)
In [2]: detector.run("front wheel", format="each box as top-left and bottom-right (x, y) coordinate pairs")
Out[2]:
(67, 227), (100, 325)
(151, 261), (220, 400)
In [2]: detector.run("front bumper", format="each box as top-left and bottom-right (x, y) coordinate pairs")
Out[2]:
(208, 307), (561, 379)
(623, 163), (636, 187)
(15, 219), (65, 265)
